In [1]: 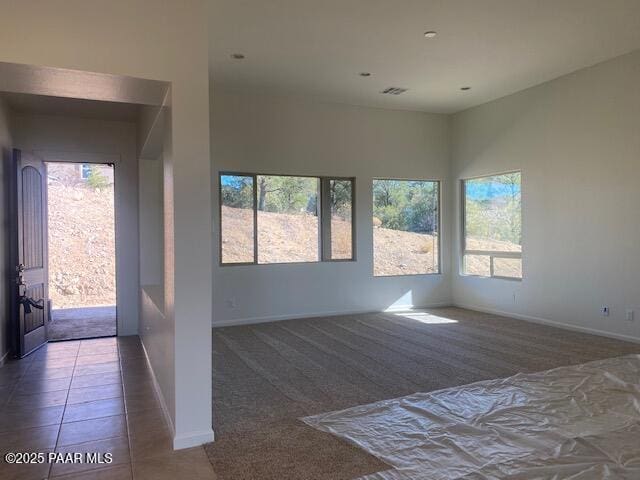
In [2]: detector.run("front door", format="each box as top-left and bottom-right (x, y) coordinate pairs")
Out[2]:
(9, 149), (49, 357)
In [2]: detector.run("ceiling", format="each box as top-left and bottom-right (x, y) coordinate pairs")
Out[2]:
(209, 0), (640, 113)
(1, 92), (140, 122)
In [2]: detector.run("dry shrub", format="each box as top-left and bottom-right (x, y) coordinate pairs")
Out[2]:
(372, 217), (382, 228)
(417, 240), (433, 254)
(331, 223), (352, 259)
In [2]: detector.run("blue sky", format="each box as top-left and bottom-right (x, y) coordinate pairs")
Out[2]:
(221, 174), (520, 201)
(220, 174), (251, 187)
(466, 180), (520, 201)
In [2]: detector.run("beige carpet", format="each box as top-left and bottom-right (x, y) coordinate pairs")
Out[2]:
(205, 307), (640, 479)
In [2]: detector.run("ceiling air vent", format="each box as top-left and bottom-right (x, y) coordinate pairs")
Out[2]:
(380, 87), (408, 95)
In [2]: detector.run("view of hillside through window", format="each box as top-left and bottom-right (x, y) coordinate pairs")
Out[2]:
(463, 172), (522, 278)
(256, 175), (320, 263)
(220, 174), (323, 264)
(220, 174), (440, 274)
(220, 174), (255, 264)
(372, 179), (439, 276)
(328, 179), (353, 260)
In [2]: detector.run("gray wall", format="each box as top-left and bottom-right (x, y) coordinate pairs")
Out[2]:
(139, 156), (164, 288)
(0, 98), (12, 363)
(451, 50), (640, 342)
(211, 91), (452, 325)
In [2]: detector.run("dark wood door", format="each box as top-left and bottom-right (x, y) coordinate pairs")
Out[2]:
(10, 150), (49, 357)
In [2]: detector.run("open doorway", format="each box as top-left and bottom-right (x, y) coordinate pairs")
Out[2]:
(46, 161), (117, 341)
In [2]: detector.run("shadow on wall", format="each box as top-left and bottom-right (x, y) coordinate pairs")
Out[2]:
(1, 147), (11, 355)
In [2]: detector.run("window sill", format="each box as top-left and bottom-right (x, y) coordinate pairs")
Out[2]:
(459, 273), (522, 282)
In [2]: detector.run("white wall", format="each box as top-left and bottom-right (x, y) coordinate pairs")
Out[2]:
(0, 98), (12, 363)
(211, 91), (451, 325)
(12, 113), (139, 336)
(0, 0), (213, 448)
(451, 50), (640, 342)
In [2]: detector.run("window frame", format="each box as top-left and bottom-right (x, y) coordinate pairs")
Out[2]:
(372, 177), (442, 277)
(218, 171), (356, 266)
(460, 170), (522, 281)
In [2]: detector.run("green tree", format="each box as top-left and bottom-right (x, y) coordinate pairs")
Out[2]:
(87, 165), (110, 189)
(330, 180), (352, 220)
(258, 176), (318, 215)
(465, 173), (521, 246)
(221, 175), (253, 208)
(373, 180), (438, 233)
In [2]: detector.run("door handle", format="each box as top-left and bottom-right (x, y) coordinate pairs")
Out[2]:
(19, 295), (44, 315)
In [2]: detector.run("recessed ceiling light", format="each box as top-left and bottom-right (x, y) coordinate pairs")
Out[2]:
(359, 72), (371, 77)
(424, 31), (437, 38)
(230, 53), (245, 60)
(460, 86), (471, 91)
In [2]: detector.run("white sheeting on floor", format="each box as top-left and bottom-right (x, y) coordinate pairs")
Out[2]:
(303, 355), (640, 479)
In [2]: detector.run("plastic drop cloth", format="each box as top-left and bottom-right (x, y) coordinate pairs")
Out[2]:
(302, 355), (640, 480)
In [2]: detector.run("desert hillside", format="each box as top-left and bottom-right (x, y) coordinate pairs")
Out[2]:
(221, 206), (522, 277)
(48, 183), (116, 309)
(221, 206), (439, 275)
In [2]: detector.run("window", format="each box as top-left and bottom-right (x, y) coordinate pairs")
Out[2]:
(462, 171), (522, 279)
(219, 173), (355, 265)
(220, 174), (255, 264)
(80, 163), (91, 179)
(372, 179), (440, 276)
(257, 175), (319, 264)
(323, 179), (354, 261)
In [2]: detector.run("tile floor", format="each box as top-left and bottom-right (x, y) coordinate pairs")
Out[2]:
(0, 336), (217, 480)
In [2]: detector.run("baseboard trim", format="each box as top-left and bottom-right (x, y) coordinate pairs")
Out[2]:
(0, 350), (10, 367)
(139, 338), (216, 450)
(454, 302), (640, 345)
(213, 302), (452, 328)
(139, 339), (176, 440)
(173, 429), (215, 450)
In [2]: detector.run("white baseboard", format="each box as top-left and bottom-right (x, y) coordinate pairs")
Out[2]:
(139, 338), (216, 450)
(173, 429), (215, 450)
(454, 302), (640, 345)
(213, 302), (452, 328)
(139, 339), (176, 440)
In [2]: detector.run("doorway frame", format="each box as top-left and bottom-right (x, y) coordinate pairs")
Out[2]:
(39, 150), (123, 340)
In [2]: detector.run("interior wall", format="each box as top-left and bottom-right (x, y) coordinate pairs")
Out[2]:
(139, 156), (164, 288)
(11, 113), (139, 336)
(0, 98), (12, 363)
(211, 90), (451, 325)
(138, 151), (169, 402)
(451, 50), (640, 342)
(0, 0), (213, 448)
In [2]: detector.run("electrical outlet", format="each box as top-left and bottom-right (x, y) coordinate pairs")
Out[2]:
(626, 309), (635, 322)
(226, 298), (237, 309)
(601, 306), (610, 317)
